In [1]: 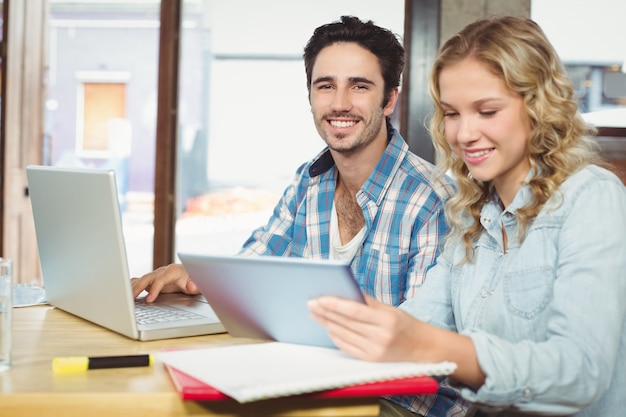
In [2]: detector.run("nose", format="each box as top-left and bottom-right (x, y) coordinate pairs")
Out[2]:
(455, 115), (480, 145)
(330, 87), (352, 112)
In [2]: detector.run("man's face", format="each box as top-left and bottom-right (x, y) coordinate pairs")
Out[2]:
(309, 42), (397, 156)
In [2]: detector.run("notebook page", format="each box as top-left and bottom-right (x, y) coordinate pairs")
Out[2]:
(156, 342), (456, 403)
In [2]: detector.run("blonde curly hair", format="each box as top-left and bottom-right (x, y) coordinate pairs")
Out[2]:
(428, 15), (605, 262)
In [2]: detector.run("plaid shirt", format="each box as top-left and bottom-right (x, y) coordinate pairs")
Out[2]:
(239, 129), (455, 306)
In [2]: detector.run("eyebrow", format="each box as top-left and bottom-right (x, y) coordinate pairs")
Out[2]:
(312, 76), (376, 86)
(440, 97), (506, 107)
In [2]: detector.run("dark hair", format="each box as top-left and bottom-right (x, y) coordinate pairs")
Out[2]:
(303, 15), (405, 106)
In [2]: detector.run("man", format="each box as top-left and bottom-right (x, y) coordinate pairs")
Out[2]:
(133, 16), (462, 416)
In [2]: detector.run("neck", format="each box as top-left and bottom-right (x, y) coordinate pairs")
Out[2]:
(331, 129), (389, 193)
(336, 175), (359, 198)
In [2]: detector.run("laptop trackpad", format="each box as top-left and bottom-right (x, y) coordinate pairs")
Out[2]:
(136, 292), (218, 317)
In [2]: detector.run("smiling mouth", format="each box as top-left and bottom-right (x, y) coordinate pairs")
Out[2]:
(465, 149), (492, 158)
(329, 120), (357, 128)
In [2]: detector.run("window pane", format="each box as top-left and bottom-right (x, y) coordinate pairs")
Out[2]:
(532, 1), (626, 116)
(532, 0), (626, 184)
(46, 1), (160, 277)
(81, 82), (126, 153)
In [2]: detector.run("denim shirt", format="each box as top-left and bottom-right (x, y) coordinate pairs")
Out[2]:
(401, 165), (626, 416)
(240, 129), (456, 306)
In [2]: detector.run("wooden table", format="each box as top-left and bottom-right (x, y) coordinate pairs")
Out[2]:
(0, 305), (379, 416)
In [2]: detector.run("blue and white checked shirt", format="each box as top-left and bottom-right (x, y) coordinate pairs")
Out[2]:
(239, 129), (456, 306)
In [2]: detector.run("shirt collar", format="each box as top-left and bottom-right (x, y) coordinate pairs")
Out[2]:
(483, 168), (534, 218)
(308, 127), (398, 177)
(307, 128), (408, 205)
(505, 168), (534, 214)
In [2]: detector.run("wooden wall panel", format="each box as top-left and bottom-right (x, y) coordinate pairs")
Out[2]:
(2, 0), (47, 284)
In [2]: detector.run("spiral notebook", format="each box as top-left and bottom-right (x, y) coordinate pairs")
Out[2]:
(155, 342), (456, 403)
(164, 364), (439, 401)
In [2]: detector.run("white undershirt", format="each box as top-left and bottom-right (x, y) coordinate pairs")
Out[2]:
(329, 202), (365, 262)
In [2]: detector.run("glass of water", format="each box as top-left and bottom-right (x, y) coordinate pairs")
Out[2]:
(0, 258), (12, 372)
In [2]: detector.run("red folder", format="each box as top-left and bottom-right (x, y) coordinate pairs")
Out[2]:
(165, 364), (439, 401)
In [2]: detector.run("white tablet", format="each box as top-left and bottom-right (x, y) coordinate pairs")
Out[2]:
(178, 253), (365, 348)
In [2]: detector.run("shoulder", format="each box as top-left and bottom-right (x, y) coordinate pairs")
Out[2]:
(387, 130), (457, 199)
(294, 148), (333, 181)
(400, 151), (457, 201)
(572, 164), (623, 183)
(541, 164), (626, 217)
(560, 164), (625, 195)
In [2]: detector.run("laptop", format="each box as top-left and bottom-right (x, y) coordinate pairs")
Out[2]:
(178, 252), (366, 348)
(26, 165), (225, 341)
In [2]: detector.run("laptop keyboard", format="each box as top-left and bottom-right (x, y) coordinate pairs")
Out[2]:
(134, 301), (206, 325)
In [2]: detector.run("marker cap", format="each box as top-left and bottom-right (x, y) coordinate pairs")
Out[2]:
(52, 356), (89, 374)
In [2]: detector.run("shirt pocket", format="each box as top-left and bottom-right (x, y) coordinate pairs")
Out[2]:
(502, 217), (560, 319)
(362, 248), (406, 305)
(502, 261), (555, 319)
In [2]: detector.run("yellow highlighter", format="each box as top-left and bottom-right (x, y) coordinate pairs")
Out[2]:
(52, 354), (154, 374)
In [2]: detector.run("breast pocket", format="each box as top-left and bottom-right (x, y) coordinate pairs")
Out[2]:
(503, 264), (554, 319)
(502, 222), (558, 319)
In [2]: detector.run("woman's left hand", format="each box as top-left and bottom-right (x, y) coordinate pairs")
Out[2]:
(308, 294), (425, 362)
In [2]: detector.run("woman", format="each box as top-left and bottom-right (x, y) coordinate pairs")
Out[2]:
(308, 15), (626, 416)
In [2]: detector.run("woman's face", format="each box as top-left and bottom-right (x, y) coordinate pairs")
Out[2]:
(439, 58), (532, 207)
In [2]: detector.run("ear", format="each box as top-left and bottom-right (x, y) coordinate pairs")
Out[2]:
(383, 88), (399, 116)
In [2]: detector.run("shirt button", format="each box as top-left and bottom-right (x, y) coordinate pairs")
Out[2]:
(480, 290), (489, 298)
(497, 252), (504, 258)
(522, 388), (533, 399)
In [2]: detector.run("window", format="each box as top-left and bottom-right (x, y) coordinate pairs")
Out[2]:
(532, 0), (626, 183)
(45, 1), (161, 277)
(76, 75), (129, 157)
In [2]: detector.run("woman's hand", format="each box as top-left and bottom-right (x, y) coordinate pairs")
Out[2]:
(308, 294), (425, 362)
(309, 294), (485, 387)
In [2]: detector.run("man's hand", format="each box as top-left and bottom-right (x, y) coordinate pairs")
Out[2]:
(131, 263), (200, 303)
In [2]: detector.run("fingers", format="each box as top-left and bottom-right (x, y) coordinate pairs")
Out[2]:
(131, 267), (163, 299)
(184, 279), (199, 295)
(308, 296), (362, 325)
(130, 264), (196, 302)
(131, 267), (168, 302)
(309, 295), (384, 324)
(363, 294), (381, 306)
(307, 295), (410, 362)
(308, 296), (379, 356)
